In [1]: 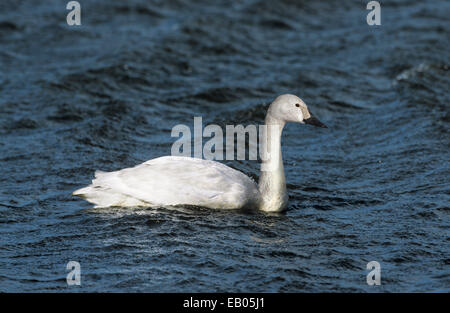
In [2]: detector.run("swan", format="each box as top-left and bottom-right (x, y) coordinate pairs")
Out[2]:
(73, 94), (327, 212)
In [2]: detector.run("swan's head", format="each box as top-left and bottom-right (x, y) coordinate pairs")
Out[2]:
(268, 94), (327, 128)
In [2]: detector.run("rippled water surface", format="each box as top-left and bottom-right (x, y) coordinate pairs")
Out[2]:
(0, 0), (449, 292)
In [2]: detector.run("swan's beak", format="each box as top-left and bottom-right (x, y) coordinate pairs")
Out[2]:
(304, 114), (327, 128)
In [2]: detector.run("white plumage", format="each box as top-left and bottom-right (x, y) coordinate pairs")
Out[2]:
(74, 156), (260, 209)
(73, 94), (327, 212)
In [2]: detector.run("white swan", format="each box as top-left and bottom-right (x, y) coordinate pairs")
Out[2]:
(73, 94), (327, 212)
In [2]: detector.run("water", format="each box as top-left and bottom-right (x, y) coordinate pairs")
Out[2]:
(0, 0), (449, 292)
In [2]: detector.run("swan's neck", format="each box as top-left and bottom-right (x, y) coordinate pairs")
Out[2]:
(258, 114), (288, 212)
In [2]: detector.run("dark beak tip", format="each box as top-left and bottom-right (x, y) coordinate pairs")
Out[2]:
(304, 116), (328, 129)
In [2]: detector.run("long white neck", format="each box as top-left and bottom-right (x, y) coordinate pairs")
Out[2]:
(258, 113), (288, 212)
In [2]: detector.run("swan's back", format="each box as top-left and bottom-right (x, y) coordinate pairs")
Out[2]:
(73, 156), (260, 209)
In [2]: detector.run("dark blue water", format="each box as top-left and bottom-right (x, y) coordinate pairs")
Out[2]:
(0, 0), (449, 292)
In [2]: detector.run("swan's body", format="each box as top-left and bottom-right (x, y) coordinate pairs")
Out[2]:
(74, 156), (260, 210)
(73, 94), (327, 212)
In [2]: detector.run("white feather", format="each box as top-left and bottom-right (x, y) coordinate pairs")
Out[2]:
(73, 156), (260, 209)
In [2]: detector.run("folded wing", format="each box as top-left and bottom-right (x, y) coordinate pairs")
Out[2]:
(73, 156), (260, 209)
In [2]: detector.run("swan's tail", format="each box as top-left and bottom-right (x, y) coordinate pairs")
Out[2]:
(73, 170), (149, 208)
(73, 171), (108, 196)
(73, 171), (120, 207)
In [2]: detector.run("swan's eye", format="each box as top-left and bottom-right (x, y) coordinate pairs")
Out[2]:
(295, 103), (300, 107)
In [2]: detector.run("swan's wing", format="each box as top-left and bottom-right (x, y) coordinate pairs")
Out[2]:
(74, 156), (259, 209)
